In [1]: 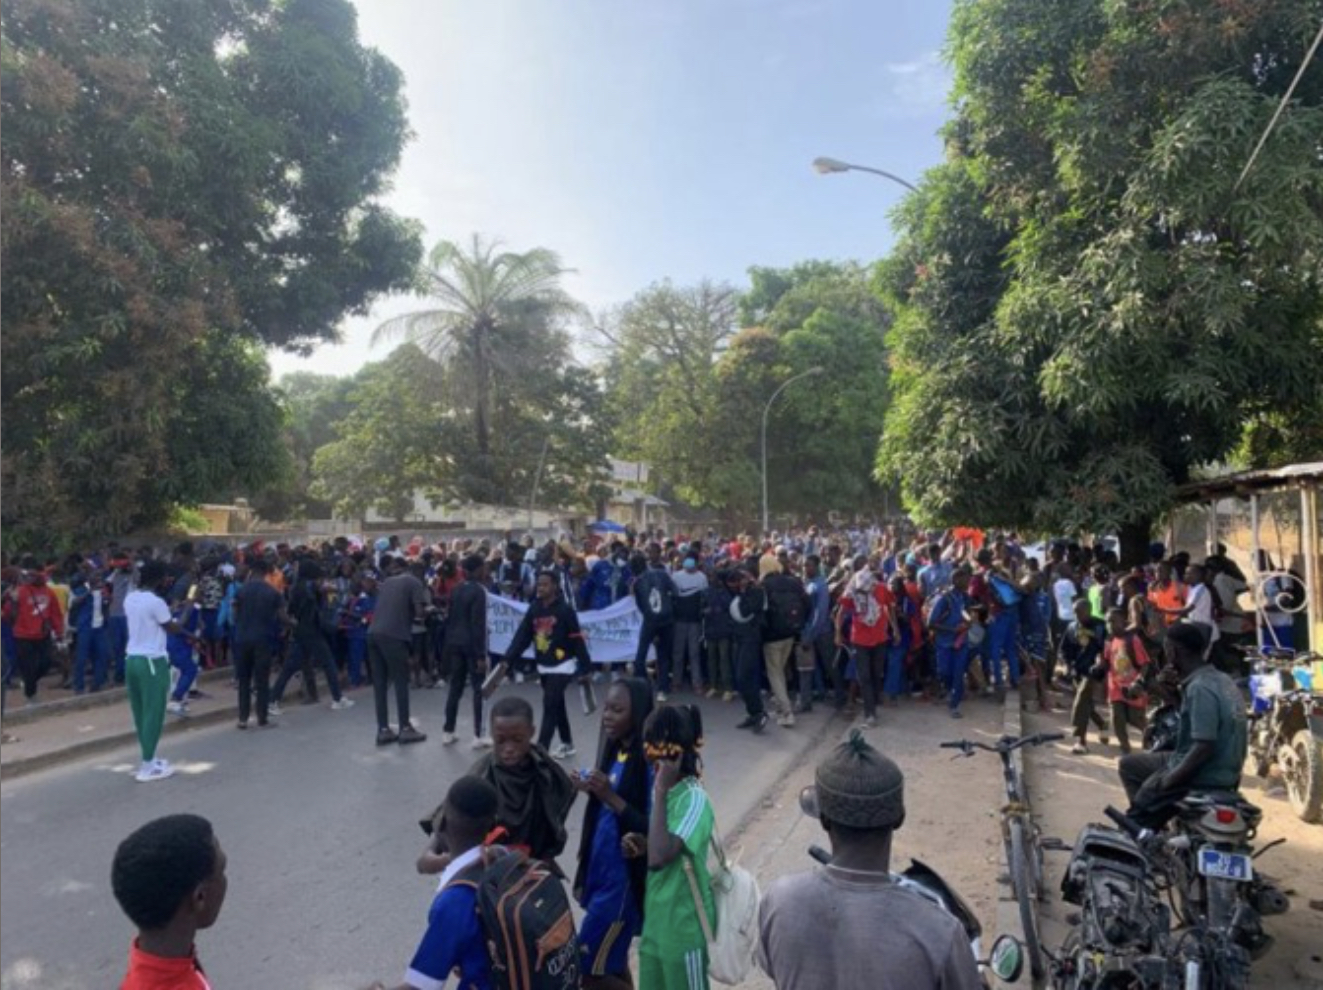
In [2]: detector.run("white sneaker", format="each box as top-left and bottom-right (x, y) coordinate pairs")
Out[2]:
(167, 700), (188, 716)
(471, 736), (493, 750)
(268, 702), (284, 716)
(441, 732), (458, 745)
(330, 698), (355, 710)
(656, 691), (669, 703)
(555, 744), (576, 760)
(135, 760), (175, 783)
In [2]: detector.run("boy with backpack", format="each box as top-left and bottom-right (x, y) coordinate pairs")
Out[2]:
(1093, 607), (1151, 755)
(382, 774), (582, 990)
(379, 776), (499, 990)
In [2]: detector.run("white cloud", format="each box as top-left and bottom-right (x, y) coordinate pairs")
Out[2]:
(879, 50), (952, 118)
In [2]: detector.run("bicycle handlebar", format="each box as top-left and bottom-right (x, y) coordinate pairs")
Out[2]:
(939, 732), (1066, 754)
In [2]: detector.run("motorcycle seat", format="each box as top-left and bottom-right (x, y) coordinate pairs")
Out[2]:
(1179, 791), (1263, 826)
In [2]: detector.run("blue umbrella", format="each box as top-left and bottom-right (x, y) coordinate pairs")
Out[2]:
(589, 519), (627, 534)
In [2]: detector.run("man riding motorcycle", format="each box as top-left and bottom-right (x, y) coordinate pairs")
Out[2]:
(1117, 621), (1248, 829)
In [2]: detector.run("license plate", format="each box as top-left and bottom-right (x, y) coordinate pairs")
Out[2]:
(1198, 849), (1253, 882)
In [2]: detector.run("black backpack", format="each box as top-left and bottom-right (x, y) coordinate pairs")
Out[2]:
(456, 850), (580, 990)
(765, 576), (808, 640)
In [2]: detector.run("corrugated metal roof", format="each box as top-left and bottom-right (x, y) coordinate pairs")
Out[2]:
(1175, 461), (1323, 501)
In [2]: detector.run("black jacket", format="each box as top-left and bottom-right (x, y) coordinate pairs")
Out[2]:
(574, 677), (654, 916)
(446, 578), (487, 653)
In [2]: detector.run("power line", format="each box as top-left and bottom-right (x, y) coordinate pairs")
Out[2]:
(1233, 15), (1323, 193)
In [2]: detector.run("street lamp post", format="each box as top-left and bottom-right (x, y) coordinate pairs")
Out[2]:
(812, 156), (918, 192)
(762, 367), (825, 536)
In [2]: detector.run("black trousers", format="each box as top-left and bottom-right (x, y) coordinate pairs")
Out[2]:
(16, 638), (51, 699)
(634, 620), (675, 680)
(234, 640), (273, 725)
(1118, 751), (1197, 829)
(734, 636), (765, 718)
(443, 646), (484, 736)
(368, 634), (412, 731)
(538, 673), (573, 749)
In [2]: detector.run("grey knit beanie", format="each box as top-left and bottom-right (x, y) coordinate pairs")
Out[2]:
(808, 730), (906, 830)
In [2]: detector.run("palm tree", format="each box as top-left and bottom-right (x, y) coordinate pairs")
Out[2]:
(372, 235), (582, 493)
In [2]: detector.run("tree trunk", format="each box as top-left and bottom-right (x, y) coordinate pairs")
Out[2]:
(1118, 517), (1154, 569)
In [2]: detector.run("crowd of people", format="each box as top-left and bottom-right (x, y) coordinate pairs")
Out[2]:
(112, 684), (983, 990)
(1, 525), (1299, 777)
(6, 521), (1293, 989)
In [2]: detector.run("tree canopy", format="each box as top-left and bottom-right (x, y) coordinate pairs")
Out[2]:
(1, 0), (421, 543)
(878, 0), (1323, 557)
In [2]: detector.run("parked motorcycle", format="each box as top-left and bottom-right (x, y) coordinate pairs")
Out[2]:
(1247, 648), (1323, 823)
(808, 845), (1023, 988)
(1054, 813), (1179, 988)
(1119, 796), (1287, 989)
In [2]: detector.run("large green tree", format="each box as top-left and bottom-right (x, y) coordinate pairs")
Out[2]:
(372, 235), (588, 503)
(596, 280), (741, 509)
(879, 0), (1323, 561)
(1, 0), (421, 542)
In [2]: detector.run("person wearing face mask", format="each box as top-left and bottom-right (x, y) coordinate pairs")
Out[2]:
(670, 556), (708, 698)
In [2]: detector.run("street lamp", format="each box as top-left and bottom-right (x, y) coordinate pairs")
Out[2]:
(812, 156), (918, 192)
(762, 367), (825, 535)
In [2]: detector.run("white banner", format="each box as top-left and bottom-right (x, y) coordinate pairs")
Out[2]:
(486, 593), (652, 664)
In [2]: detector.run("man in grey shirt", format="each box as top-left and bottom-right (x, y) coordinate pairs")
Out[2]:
(758, 732), (981, 990)
(368, 556), (431, 746)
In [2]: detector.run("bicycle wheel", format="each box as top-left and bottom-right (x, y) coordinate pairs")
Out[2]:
(1010, 817), (1046, 983)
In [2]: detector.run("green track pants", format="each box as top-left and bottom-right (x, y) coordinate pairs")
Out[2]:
(126, 654), (169, 763)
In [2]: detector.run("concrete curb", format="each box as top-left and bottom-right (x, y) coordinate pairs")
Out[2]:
(1, 667), (234, 726)
(0, 703), (237, 782)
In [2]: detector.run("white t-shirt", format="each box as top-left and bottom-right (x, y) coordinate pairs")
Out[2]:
(1185, 583), (1220, 644)
(124, 589), (172, 657)
(1052, 578), (1077, 621)
(1213, 572), (1248, 634)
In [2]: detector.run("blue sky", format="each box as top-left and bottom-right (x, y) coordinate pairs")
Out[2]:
(268, 0), (955, 379)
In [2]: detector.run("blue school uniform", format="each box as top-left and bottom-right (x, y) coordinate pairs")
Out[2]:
(885, 596), (914, 698)
(1019, 590), (1052, 661)
(928, 588), (972, 711)
(168, 602), (200, 702)
(345, 592), (374, 686)
(406, 847), (492, 990)
(72, 586), (111, 692)
(579, 751), (649, 977)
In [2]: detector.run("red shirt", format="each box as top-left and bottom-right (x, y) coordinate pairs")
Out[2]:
(840, 585), (895, 648)
(10, 581), (65, 640)
(121, 940), (211, 990)
(1102, 633), (1150, 707)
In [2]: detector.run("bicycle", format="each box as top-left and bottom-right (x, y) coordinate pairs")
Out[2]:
(941, 731), (1064, 984)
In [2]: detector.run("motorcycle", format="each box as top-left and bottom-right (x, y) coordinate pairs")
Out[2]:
(1115, 797), (1288, 989)
(1247, 648), (1323, 823)
(808, 845), (1023, 988)
(1054, 811), (1179, 988)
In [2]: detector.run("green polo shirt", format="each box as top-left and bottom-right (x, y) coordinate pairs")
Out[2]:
(1169, 664), (1247, 790)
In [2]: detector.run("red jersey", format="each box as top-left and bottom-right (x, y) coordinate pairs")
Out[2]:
(1102, 633), (1150, 708)
(840, 585), (895, 648)
(10, 581), (64, 640)
(121, 941), (211, 990)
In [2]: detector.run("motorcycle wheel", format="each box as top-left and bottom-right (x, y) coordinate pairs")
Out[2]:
(1283, 728), (1323, 823)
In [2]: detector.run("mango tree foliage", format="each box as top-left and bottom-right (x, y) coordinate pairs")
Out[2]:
(879, 0), (1323, 560)
(1, 0), (421, 542)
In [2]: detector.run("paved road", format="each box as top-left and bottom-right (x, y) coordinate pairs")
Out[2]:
(0, 681), (831, 990)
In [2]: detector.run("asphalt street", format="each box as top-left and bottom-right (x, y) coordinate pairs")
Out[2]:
(0, 680), (831, 990)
